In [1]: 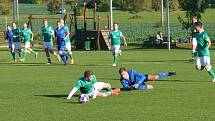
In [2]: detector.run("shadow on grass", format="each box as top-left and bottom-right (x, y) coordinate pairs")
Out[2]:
(34, 94), (79, 99)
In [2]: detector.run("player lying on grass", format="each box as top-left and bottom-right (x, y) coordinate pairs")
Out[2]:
(67, 70), (120, 100)
(194, 22), (215, 82)
(118, 67), (176, 91)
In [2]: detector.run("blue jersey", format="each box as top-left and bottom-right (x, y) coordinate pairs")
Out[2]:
(54, 27), (67, 50)
(120, 70), (148, 91)
(5, 30), (13, 47)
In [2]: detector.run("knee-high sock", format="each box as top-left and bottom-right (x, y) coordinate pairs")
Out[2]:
(208, 69), (215, 79)
(68, 52), (74, 60)
(192, 50), (196, 59)
(12, 52), (16, 61)
(23, 51), (27, 61)
(114, 55), (118, 64)
(156, 73), (169, 79)
(61, 51), (67, 64)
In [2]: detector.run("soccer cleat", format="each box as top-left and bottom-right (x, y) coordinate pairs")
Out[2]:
(112, 63), (116, 67)
(168, 71), (176, 76)
(70, 59), (74, 65)
(19, 59), (25, 62)
(212, 78), (215, 83)
(35, 52), (38, 59)
(46, 62), (51, 65)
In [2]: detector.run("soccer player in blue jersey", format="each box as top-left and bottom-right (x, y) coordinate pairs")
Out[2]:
(67, 70), (120, 100)
(5, 25), (13, 57)
(118, 67), (176, 91)
(54, 21), (69, 65)
(59, 18), (74, 64)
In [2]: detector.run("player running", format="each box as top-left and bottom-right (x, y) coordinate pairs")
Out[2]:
(190, 16), (198, 62)
(54, 21), (69, 65)
(118, 67), (176, 91)
(67, 70), (120, 100)
(109, 23), (127, 67)
(5, 25), (13, 58)
(41, 19), (60, 64)
(59, 18), (74, 64)
(11, 22), (22, 62)
(194, 22), (215, 82)
(20, 23), (38, 62)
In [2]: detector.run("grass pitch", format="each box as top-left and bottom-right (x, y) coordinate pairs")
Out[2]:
(0, 47), (215, 121)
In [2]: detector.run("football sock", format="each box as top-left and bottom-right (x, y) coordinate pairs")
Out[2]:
(192, 50), (196, 59)
(23, 51), (27, 61)
(103, 91), (111, 97)
(114, 55), (118, 64)
(107, 85), (112, 91)
(47, 56), (51, 63)
(157, 73), (169, 79)
(53, 51), (58, 57)
(12, 52), (16, 61)
(207, 69), (215, 79)
(69, 52), (74, 59)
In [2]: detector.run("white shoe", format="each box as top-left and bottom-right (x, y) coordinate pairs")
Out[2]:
(112, 63), (116, 67)
(212, 78), (215, 83)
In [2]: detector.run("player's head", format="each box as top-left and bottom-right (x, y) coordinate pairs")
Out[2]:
(84, 70), (94, 82)
(23, 23), (27, 28)
(119, 67), (128, 79)
(7, 25), (11, 30)
(43, 19), (48, 26)
(195, 21), (203, 33)
(113, 23), (119, 31)
(56, 21), (61, 28)
(192, 16), (198, 23)
(59, 18), (64, 25)
(11, 22), (16, 28)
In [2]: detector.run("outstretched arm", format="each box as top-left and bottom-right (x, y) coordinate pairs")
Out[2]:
(67, 87), (78, 100)
(121, 35), (127, 47)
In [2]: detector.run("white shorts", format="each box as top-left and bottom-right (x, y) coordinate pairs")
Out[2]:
(196, 56), (210, 67)
(43, 42), (53, 50)
(112, 45), (120, 54)
(88, 82), (104, 97)
(12, 42), (22, 51)
(66, 42), (71, 51)
(192, 38), (197, 46)
(25, 42), (31, 48)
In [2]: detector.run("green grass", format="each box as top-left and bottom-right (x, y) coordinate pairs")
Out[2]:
(1, 47), (215, 121)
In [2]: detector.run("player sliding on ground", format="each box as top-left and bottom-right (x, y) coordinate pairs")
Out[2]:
(109, 23), (127, 67)
(67, 70), (120, 100)
(41, 19), (60, 64)
(20, 23), (38, 62)
(118, 67), (176, 91)
(194, 22), (215, 82)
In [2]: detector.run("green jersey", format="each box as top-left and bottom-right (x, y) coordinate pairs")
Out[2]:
(74, 75), (97, 94)
(12, 28), (21, 42)
(41, 25), (54, 42)
(21, 28), (32, 42)
(196, 31), (210, 57)
(110, 30), (123, 45)
(62, 24), (70, 43)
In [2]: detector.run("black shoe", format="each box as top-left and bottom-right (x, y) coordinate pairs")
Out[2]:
(168, 71), (176, 76)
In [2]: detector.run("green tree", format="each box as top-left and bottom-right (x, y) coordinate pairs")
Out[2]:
(178, 0), (207, 29)
(47, 0), (61, 14)
(0, 0), (11, 16)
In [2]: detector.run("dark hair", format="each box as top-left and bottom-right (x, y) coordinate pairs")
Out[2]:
(195, 21), (203, 28)
(43, 19), (48, 22)
(119, 67), (127, 73)
(84, 70), (94, 77)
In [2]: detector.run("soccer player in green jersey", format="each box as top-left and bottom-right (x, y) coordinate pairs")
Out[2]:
(195, 22), (215, 82)
(20, 23), (38, 62)
(41, 19), (60, 64)
(190, 16), (198, 61)
(109, 23), (127, 67)
(67, 70), (120, 100)
(11, 22), (23, 62)
(59, 18), (74, 64)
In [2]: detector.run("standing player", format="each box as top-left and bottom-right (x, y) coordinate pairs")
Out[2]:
(194, 22), (215, 82)
(54, 21), (69, 65)
(59, 18), (74, 64)
(20, 23), (38, 62)
(109, 23), (127, 67)
(190, 16), (198, 61)
(118, 67), (176, 91)
(41, 19), (60, 64)
(11, 22), (22, 62)
(67, 70), (120, 100)
(5, 25), (13, 58)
